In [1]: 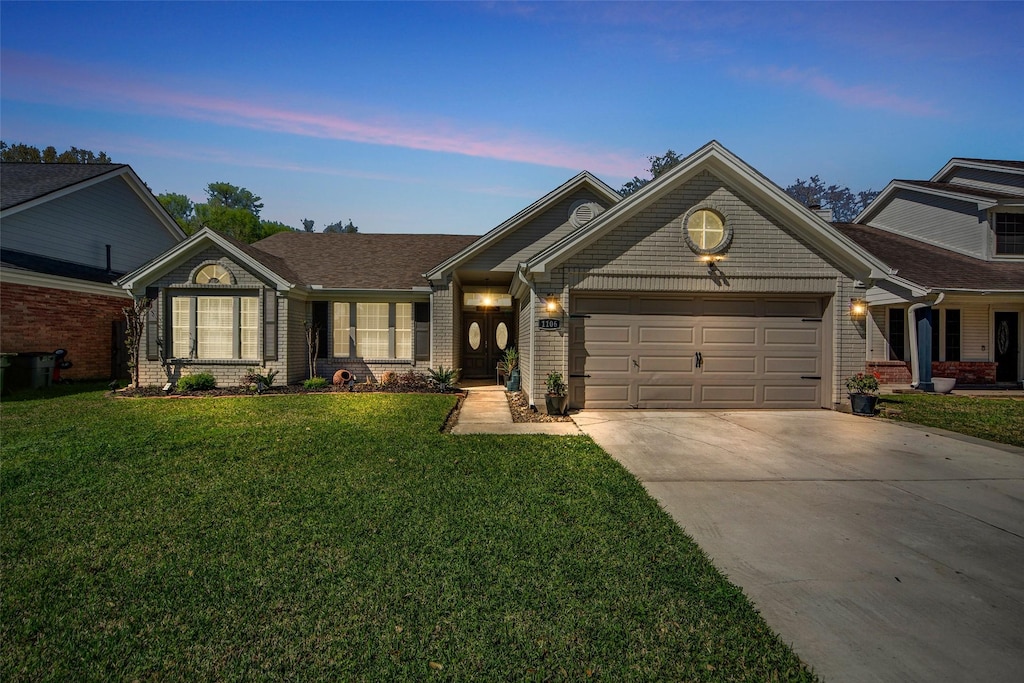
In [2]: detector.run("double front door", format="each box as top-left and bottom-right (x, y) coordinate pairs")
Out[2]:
(463, 311), (514, 379)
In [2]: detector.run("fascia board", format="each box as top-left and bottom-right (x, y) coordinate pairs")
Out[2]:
(1, 265), (133, 298)
(118, 228), (293, 292)
(0, 165), (130, 217)
(424, 172), (621, 281)
(931, 158), (1024, 183)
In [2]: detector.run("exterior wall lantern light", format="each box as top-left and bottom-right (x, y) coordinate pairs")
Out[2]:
(850, 299), (867, 317)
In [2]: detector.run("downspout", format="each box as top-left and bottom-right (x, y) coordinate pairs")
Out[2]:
(907, 293), (943, 390)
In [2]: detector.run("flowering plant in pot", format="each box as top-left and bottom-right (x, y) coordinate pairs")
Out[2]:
(544, 371), (568, 416)
(845, 371), (881, 416)
(500, 346), (520, 391)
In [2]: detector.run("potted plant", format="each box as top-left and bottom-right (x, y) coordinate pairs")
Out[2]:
(845, 371), (881, 416)
(544, 370), (568, 416)
(500, 347), (520, 391)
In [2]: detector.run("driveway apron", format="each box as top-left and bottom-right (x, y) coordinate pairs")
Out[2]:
(574, 410), (1024, 683)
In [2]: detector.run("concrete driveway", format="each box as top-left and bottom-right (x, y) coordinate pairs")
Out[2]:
(574, 410), (1024, 682)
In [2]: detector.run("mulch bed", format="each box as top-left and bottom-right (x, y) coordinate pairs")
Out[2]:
(118, 373), (459, 399)
(505, 390), (574, 423)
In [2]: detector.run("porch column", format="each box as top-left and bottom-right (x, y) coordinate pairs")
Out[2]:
(914, 306), (934, 392)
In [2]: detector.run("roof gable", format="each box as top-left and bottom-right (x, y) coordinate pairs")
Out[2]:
(425, 171), (621, 281)
(523, 141), (890, 282)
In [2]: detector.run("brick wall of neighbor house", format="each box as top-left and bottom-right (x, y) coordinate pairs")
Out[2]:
(548, 169), (849, 408)
(135, 247), (288, 388)
(0, 281), (130, 380)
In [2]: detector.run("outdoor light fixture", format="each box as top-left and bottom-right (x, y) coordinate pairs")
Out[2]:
(546, 296), (559, 313)
(701, 254), (724, 273)
(850, 299), (867, 317)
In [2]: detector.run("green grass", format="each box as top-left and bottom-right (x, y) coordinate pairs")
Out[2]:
(2, 387), (815, 681)
(880, 393), (1024, 448)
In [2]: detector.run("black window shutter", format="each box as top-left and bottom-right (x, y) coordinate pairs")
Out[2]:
(263, 289), (278, 361)
(415, 302), (430, 361)
(145, 287), (160, 361)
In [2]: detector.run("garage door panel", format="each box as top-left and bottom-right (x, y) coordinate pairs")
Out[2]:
(764, 384), (820, 405)
(702, 355), (757, 373)
(639, 356), (693, 373)
(638, 325), (694, 344)
(764, 356), (820, 374)
(639, 385), (695, 402)
(585, 385), (631, 404)
(586, 325), (632, 343)
(575, 297), (630, 315)
(701, 384), (758, 404)
(764, 299), (822, 317)
(764, 327), (820, 346)
(703, 299), (758, 316)
(586, 356), (632, 373)
(637, 297), (698, 315)
(702, 327), (757, 345)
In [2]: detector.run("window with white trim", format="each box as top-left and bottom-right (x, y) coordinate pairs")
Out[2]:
(995, 213), (1024, 255)
(332, 302), (350, 357)
(333, 302), (416, 359)
(169, 294), (259, 360)
(395, 303), (412, 359)
(357, 303), (389, 358)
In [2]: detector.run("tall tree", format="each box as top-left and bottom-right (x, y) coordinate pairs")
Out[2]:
(204, 181), (264, 217)
(157, 192), (197, 234)
(784, 176), (879, 222)
(259, 220), (297, 237)
(323, 219), (359, 233)
(195, 203), (263, 243)
(301, 218), (316, 232)
(1, 140), (113, 163)
(620, 149), (683, 196)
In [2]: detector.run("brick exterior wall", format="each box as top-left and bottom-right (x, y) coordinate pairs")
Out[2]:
(867, 360), (997, 385)
(1, 281), (130, 380)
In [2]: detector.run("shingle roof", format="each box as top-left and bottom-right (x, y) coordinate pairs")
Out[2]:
(834, 223), (1024, 291)
(0, 163), (127, 210)
(897, 180), (1024, 201)
(250, 232), (480, 289)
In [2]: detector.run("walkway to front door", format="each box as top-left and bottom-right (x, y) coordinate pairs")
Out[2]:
(462, 311), (514, 379)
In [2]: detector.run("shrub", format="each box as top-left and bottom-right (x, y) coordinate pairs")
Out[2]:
(241, 368), (278, 392)
(427, 366), (460, 392)
(845, 371), (881, 394)
(177, 373), (217, 392)
(545, 371), (567, 396)
(303, 377), (329, 390)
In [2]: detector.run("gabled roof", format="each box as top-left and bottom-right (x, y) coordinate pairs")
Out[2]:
(519, 140), (893, 284)
(855, 175), (1024, 224)
(930, 157), (1024, 183)
(0, 162), (186, 240)
(118, 228), (478, 293)
(424, 171), (621, 281)
(254, 232), (477, 290)
(834, 223), (1024, 292)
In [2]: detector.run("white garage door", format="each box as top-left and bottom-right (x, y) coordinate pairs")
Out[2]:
(569, 295), (825, 409)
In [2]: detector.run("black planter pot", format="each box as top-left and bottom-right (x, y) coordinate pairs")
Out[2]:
(505, 369), (520, 392)
(545, 394), (568, 416)
(849, 393), (878, 416)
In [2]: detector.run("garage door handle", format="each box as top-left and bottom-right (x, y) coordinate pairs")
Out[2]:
(695, 351), (703, 368)
(800, 375), (821, 380)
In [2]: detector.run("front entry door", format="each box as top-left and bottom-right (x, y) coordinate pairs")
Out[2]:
(994, 312), (1019, 383)
(463, 312), (514, 379)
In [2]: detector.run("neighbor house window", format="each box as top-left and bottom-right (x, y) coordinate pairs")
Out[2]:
(888, 308), (905, 361)
(945, 309), (961, 361)
(995, 213), (1024, 255)
(170, 295), (258, 360)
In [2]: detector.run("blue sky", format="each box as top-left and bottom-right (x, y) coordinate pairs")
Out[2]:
(2, 1), (1022, 234)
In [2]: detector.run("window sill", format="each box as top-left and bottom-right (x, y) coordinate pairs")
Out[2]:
(165, 358), (260, 366)
(331, 358), (414, 364)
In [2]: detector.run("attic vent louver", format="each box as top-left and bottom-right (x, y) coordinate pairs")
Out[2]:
(569, 201), (604, 228)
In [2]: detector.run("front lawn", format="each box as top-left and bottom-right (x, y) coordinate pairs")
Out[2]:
(2, 389), (814, 681)
(880, 393), (1024, 448)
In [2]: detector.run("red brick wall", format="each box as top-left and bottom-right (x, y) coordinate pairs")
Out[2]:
(867, 360), (997, 386)
(1, 281), (129, 380)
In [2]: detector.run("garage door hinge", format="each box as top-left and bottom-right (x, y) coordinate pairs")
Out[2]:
(802, 317), (823, 322)
(800, 375), (822, 380)
(569, 374), (591, 378)
(569, 313), (591, 318)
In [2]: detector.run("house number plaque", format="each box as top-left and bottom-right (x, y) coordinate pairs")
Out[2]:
(538, 318), (561, 330)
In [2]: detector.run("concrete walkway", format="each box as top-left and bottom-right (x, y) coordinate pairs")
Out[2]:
(451, 384), (581, 435)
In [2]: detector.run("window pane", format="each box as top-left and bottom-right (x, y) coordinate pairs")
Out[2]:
(995, 213), (1024, 255)
(172, 297), (192, 358)
(945, 309), (961, 362)
(197, 297), (234, 359)
(468, 321), (481, 350)
(888, 308), (905, 361)
(357, 303), (389, 358)
(240, 297), (258, 360)
(931, 310), (940, 361)
(333, 302), (350, 357)
(395, 303), (412, 359)
(495, 321), (509, 350)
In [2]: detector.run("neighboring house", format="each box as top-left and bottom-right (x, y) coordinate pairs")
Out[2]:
(121, 141), (914, 410)
(1, 163), (185, 379)
(836, 158), (1024, 388)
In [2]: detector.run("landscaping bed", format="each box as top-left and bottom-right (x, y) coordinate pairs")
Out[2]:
(506, 390), (574, 423)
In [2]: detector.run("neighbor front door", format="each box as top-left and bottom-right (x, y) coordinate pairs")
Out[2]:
(463, 312), (514, 379)
(994, 312), (1019, 383)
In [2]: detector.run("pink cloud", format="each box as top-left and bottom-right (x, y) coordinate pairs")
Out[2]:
(1, 51), (640, 178)
(735, 65), (944, 117)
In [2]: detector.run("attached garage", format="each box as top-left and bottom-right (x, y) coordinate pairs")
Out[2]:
(569, 294), (826, 409)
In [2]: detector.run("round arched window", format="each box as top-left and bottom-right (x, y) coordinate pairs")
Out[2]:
(194, 264), (233, 285)
(468, 321), (482, 350)
(495, 322), (509, 350)
(682, 207), (732, 255)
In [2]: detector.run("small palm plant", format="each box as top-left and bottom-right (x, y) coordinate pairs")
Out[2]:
(427, 365), (460, 393)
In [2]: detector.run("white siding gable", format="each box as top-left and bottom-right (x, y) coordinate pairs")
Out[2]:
(867, 189), (988, 259)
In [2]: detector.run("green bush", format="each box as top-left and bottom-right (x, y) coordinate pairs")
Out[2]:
(303, 377), (329, 390)
(176, 373), (217, 391)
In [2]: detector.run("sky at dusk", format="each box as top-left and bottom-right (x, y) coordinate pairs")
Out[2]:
(2, 1), (1022, 234)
